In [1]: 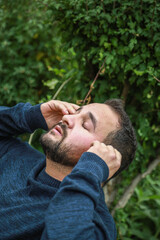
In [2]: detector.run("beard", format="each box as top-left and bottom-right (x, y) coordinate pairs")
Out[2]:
(39, 122), (76, 167)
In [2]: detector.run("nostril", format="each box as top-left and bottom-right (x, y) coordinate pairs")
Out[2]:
(63, 120), (69, 127)
(62, 115), (74, 129)
(62, 116), (69, 126)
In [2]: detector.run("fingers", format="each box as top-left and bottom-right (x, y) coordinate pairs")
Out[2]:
(115, 149), (122, 168)
(52, 101), (79, 115)
(90, 141), (116, 158)
(62, 102), (79, 115)
(87, 141), (122, 180)
(107, 147), (121, 179)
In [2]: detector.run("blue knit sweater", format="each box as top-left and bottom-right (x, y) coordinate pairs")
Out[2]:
(0, 103), (117, 240)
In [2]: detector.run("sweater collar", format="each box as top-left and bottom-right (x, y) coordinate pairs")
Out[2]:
(27, 159), (61, 190)
(37, 167), (61, 188)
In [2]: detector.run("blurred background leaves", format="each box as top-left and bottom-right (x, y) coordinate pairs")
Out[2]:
(0, 0), (160, 239)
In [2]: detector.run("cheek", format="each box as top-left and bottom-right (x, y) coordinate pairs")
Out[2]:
(66, 132), (96, 152)
(77, 138), (93, 151)
(62, 131), (102, 162)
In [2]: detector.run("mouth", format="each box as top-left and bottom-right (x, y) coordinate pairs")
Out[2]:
(51, 125), (63, 136)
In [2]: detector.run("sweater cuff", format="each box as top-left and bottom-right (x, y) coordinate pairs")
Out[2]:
(25, 103), (48, 132)
(74, 152), (109, 182)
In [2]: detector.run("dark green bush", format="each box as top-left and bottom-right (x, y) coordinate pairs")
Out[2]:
(0, 0), (160, 239)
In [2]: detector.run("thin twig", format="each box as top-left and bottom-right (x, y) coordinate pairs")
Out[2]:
(120, 81), (130, 103)
(82, 58), (106, 105)
(153, 75), (160, 83)
(52, 78), (72, 100)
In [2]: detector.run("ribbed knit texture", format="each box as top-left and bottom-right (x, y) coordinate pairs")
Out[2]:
(0, 103), (117, 240)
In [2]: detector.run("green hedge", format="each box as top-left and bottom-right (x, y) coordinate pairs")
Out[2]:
(0, 0), (160, 239)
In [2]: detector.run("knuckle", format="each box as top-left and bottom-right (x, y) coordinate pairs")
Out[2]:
(101, 142), (106, 146)
(107, 145), (114, 149)
(94, 140), (100, 146)
(111, 153), (116, 160)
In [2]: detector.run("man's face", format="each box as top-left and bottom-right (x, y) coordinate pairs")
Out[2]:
(40, 103), (120, 166)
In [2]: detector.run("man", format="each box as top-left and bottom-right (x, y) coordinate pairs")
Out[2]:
(0, 99), (136, 240)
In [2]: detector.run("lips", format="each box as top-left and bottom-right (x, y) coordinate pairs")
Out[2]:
(52, 125), (63, 136)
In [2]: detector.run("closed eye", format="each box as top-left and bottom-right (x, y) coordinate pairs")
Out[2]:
(76, 107), (96, 132)
(82, 121), (89, 130)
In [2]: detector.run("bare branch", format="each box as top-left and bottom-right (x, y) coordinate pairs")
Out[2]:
(120, 81), (130, 103)
(103, 176), (122, 208)
(153, 75), (160, 83)
(82, 58), (106, 105)
(141, 157), (160, 178)
(52, 78), (71, 100)
(111, 156), (160, 216)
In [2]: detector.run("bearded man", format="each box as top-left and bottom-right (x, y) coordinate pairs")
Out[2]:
(0, 99), (136, 240)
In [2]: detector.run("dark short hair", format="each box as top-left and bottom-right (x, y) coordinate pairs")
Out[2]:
(104, 99), (137, 179)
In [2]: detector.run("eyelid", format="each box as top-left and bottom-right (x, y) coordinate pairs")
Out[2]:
(82, 121), (88, 130)
(82, 119), (91, 130)
(76, 109), (94, 131)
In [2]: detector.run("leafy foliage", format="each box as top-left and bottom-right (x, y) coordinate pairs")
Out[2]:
(0, 0), (77, 105)
(0, 0), (160, 239)
(115, 168), (160, 239)
(48, 0), (160, 177)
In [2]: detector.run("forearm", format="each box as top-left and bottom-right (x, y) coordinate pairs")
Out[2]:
(0, 102), (48, 137)
(41, 153), (116, 240)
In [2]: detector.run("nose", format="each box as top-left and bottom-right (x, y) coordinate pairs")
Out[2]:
(62, 114), (75, 129)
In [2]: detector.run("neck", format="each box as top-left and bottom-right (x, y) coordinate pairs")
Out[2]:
(45, 158), (73, 181)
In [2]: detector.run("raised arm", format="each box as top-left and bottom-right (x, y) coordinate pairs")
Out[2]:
(0, 103), (48, 137)
(0, 102), (48, 158)
(0, 100), (78, 158)
(0, 100), (79, 137)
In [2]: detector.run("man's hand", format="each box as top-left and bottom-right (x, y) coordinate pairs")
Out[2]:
(87, 141), (121, 180)
(40, 100), (79, 129)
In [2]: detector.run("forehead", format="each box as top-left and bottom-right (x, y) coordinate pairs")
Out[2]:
(83, 103), (120, 133)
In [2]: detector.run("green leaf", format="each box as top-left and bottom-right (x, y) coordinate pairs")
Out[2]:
(129, 39), (137, 50)
(133, 69), (145, 76)
(42, 79), (59, 90)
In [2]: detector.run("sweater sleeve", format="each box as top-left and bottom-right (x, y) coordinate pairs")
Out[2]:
(41, 152), (117, 240)
(0, 103), (48, 156)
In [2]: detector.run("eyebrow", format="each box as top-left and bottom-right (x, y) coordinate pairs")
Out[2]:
(76, 107), (97, 131)
(88, 111), (97, 131)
